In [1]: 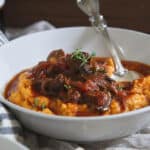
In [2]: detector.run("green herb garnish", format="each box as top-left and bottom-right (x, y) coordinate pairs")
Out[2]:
(91, 51), (96, 57)
(41, 102), (46, 110)
(64, 84), (71, 90)
(93, 67), (106, 74)
(117, 85), (123, 91)
(71, 49), (96, 67)
(34, 98), (39, 107)
(98, 68), (106, 74)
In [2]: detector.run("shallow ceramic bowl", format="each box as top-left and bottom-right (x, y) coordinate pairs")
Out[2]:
(0, 27), (150, 142)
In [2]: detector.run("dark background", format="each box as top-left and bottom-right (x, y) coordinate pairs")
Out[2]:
(3, 0), (150, 33)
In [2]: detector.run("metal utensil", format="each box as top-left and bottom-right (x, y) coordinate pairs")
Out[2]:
(77, 0), (139, 81)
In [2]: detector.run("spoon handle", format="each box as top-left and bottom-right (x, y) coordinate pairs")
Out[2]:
(89, 15), (127, 76)
(77, 0), (127, 76)
(77, 0), (100, 17)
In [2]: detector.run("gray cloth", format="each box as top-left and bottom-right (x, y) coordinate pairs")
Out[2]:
(0, 20), (150, 150)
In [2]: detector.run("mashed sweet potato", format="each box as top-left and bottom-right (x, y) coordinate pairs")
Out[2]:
(4, 49), (150, 116)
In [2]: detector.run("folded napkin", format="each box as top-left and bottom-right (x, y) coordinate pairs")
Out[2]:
(0, 103), (23, 141)
(0, 20), (150, 150)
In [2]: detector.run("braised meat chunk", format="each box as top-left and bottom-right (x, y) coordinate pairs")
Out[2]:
(31, 49), (126, 111)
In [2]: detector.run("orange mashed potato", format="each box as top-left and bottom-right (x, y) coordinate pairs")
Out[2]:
(4, 49), (150, 116)
(6, 64), (150, 117)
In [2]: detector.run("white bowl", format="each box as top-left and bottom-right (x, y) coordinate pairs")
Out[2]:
(0, 27), (150, 142)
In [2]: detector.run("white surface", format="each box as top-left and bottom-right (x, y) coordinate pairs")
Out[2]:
(0, 27), (150, 142)
(0, 135), (28, 150)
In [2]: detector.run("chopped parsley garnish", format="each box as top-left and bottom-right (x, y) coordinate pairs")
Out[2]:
(41, 102), (46, 110)
(34, 98), (39, 107)
(98, 68), (106, 74)
(91, 51), (96, 57)
(71, 49), (96, 67)
(117, 85), (123, 91)
(64, 84), (71, 90)
(93, 67), (106, 74)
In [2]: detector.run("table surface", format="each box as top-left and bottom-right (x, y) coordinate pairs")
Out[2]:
(3, 0), (150, 34)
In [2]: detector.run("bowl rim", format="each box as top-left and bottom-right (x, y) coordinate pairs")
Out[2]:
(0, 26), (150, 121)
(0, 26), (150, 50)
